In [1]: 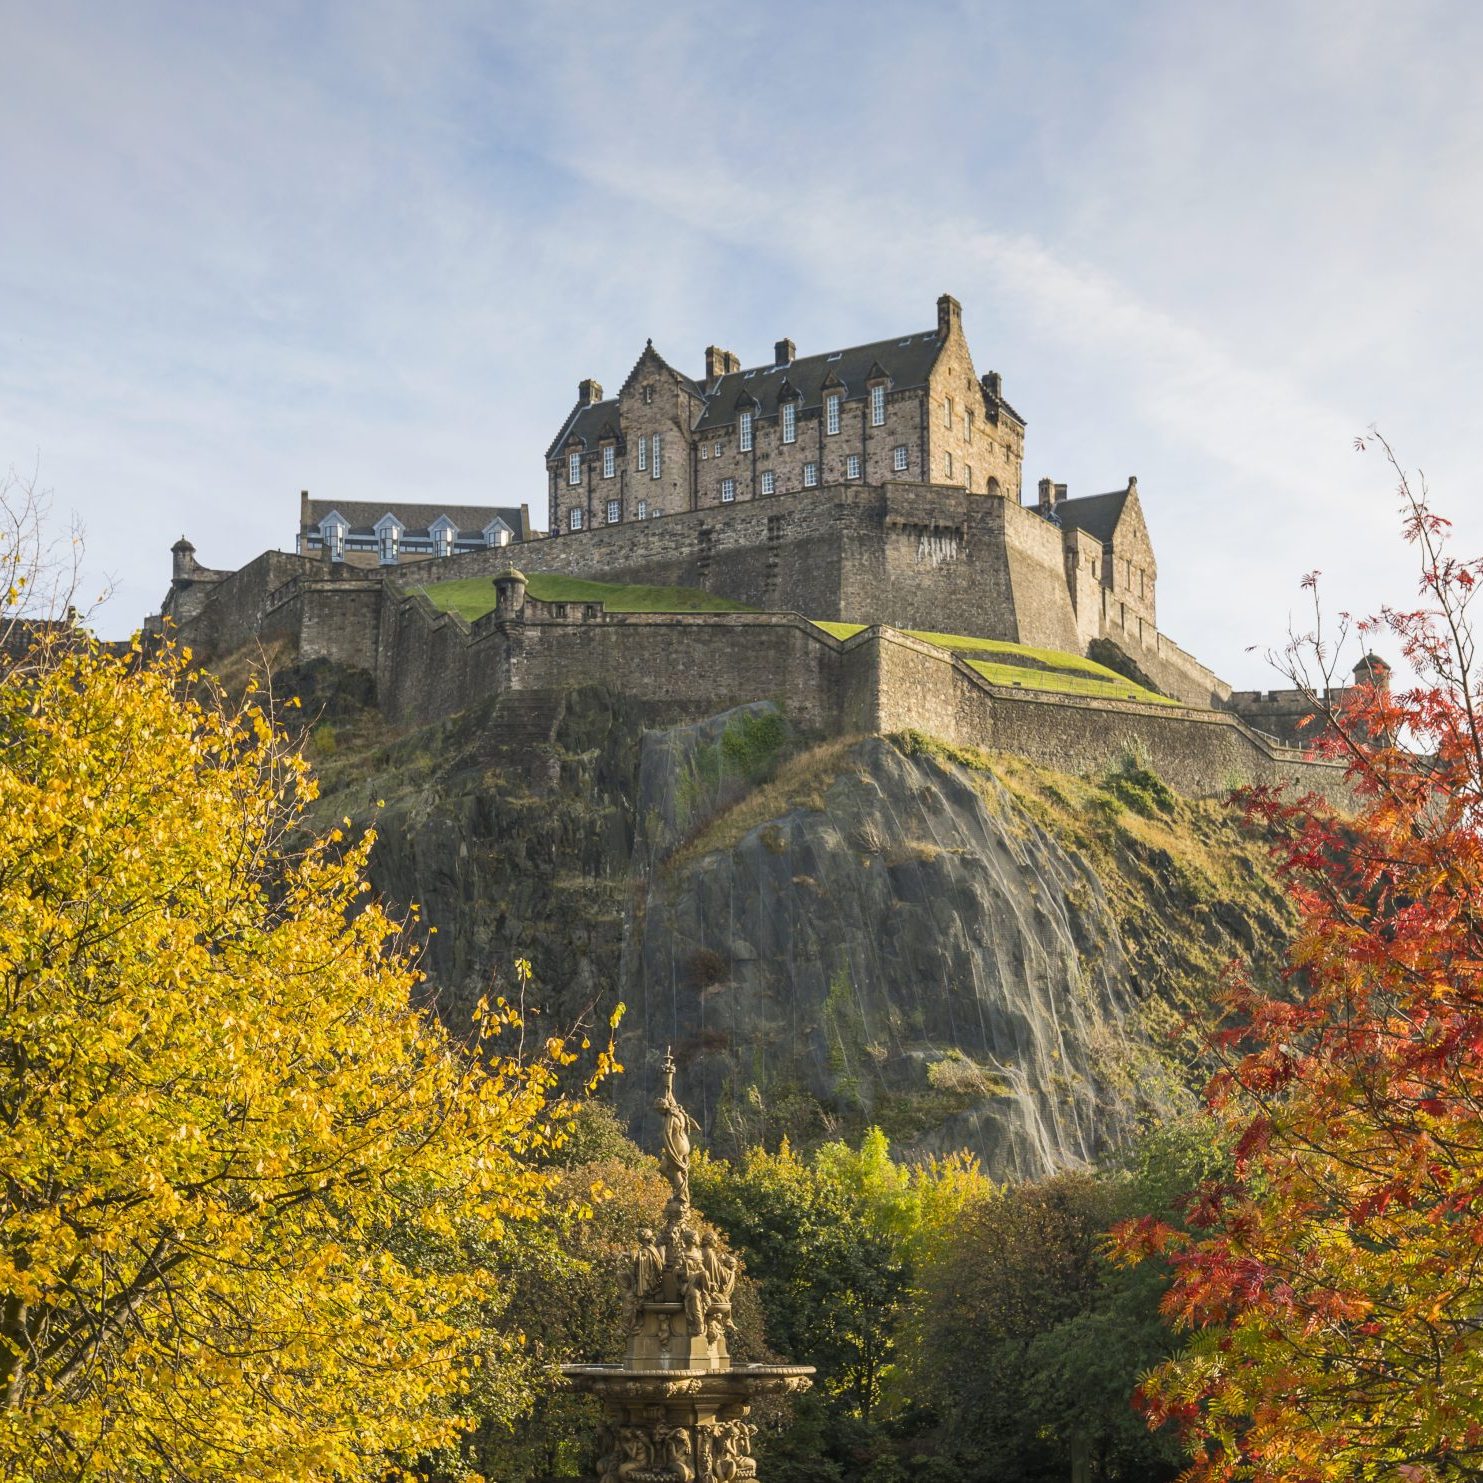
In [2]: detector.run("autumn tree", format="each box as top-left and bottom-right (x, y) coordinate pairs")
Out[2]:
(0, 627), (604, 1482)
(1114, 438), (1483, 1481)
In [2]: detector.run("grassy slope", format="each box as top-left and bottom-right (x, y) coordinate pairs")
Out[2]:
(416, 573), (755, 620)
(416, 576), (1171, 706)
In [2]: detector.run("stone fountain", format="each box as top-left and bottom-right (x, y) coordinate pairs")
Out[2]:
(563, 1051), (814, 1482)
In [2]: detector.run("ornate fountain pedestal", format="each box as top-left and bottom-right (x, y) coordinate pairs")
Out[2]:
(562, 1054), (813, 1483)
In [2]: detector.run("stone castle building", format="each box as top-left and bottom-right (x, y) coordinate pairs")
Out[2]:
(546, 294), (1025, 532)
(151, 290), (1369, 795)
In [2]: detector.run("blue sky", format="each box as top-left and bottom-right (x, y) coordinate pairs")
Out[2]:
(3, 1), (1479, 684)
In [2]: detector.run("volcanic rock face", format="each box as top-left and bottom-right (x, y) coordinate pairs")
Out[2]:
(303, 679), (1291, 1178)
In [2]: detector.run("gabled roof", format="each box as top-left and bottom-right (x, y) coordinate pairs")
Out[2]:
(618, 339), (705, 401)
(303, 499), (532, 541)
(1054, 489), (1131, 545)
(693, 329), (945, 431)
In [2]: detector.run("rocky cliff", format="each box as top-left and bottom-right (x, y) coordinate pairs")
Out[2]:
(298, 667), (1292, 1178)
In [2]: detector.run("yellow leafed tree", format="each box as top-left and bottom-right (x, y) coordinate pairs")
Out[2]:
(0, 633), (594, 1482)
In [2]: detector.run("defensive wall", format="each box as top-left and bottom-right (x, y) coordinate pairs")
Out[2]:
(377, 480), (1230, 710)
(167, 558), (1350, 806)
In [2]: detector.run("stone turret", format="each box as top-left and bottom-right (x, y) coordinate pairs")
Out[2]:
(492, 567), (528, 621)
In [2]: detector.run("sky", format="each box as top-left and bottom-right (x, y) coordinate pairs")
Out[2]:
(2, 1), (1480, 685)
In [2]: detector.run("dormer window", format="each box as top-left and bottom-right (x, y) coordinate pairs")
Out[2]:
(567, 451), (581, 485)
(870, 385), (886, 426)
(430, 517), (457, 558)
(602, 445), (615, 479)
(375, 521), (401, 565)
(782, 402), (797, 443)
(318, 515), (348, 563)
(825, 394), (841, 436)
(739, 410), (753, 452)
(484, 519), (512, 548)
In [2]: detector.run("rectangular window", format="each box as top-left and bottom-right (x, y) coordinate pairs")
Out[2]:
(804, 462), (818, 488)
(638, 438), (647, 472)
(569, 507), (584, 531)
(825, 393), (840, 436)
(761, 470), (775, 495)
(892, 444), (908, 472)
(965, 410), (974, 442)
(944, 397), (953, 429)
(782, 402), (797, 443)
(714, 440), (722, 457)
(567, 451), (581, 485)
(637, 500), (647, 519)
(602, 445), (615, 478)
(846, 453), (860, 479)
(739, 410), (753, 452)
(945, 451), (954, 478)
(870, 384), (886, 426)
(607, 499), (621, 524)
(651, 434), (662, 478)
(701, 444), (709, 460)
(721, 478), (736, 502)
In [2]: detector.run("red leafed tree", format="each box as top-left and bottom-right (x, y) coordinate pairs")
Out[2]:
(1113, 434), (1483, 1483)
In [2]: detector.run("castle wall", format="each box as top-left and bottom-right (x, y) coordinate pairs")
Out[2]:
(166, 550), (319, 660)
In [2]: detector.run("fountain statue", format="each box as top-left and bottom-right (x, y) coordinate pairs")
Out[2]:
(563, 1050), (814, 1481)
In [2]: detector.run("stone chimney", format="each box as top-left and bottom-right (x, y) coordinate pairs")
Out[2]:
(937, 293), (962, 339)
(982, 370), (1003, 400)
(705, 346), (741, 388)
(1127, 475), (1138, 494)
(774, 338), (795, 368)
(1037, 478), (1065, 511)
(578, 378), (603, 405)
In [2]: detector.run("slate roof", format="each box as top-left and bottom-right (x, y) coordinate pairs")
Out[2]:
(304, 499), (531, 540)
(693, 329), (945, 431)
(1053, 489), (1131, 545)
(544, 399), (621, 460)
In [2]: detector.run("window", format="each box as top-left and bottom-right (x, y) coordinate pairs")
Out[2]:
(739, 410), (753, 452)
(435, 525), (454, 557)
(846, 454), (861, 479)
(637, 500), (647, 519)
(378, 526), (399, 564)
(945, 451), (954, 478)
(607, 499), (621, 525)
(567, 451), (581, 485)
(870, 384), (886, 425)
(804, 462), (818, 488)
(944, 397), (953, 429)
(651, 434), (662, 477)
(782, 402), (797, 443)
(721, 478), (736, 502)
(602, 445), (615, 478)
(642, 384), (654, 405)
(324, 523), (345, 561)
(701, 443), (709, 460)
(569, 507), (584, 531)
(892, 444), (909, 472)
(637, 437), (648, 472)
(713, 440), (722, 457)
(825, 393), (840, 436)
(761, 470), (776, 495)
(965, 410), (974, 442)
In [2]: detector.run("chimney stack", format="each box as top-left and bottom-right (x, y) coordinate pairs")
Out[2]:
(937, 293), (962, 339)
(774, 338), (795, 368)
(578, 379), (603, 405)
(1037, 478), (1066, 511)
(705, 346), (741, 389)
(982, 370), (1003, 400)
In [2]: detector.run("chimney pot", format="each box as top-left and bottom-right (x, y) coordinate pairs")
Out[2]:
(774, 338), (795, 368)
